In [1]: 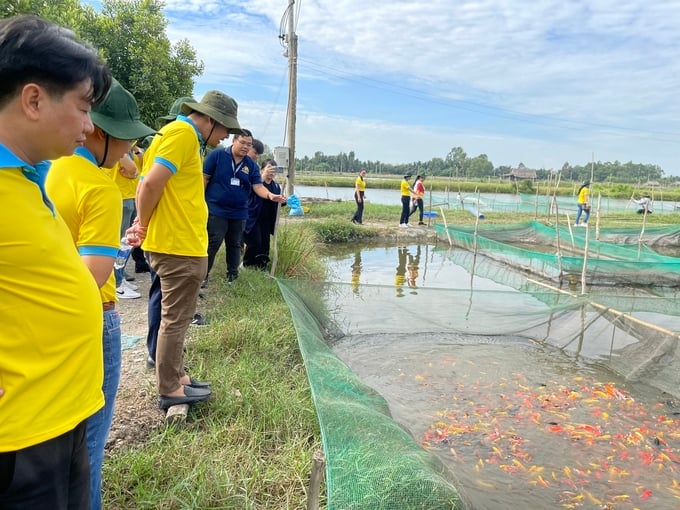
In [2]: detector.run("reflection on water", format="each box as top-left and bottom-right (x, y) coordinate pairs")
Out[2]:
(326, 243), (680, 304)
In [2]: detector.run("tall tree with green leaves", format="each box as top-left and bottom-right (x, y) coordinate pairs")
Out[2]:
(80, 0), (203, 128)
(2, 0), (203, 129)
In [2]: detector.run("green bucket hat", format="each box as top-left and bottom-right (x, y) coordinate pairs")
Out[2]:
(90, 79), (156, 140)
(157, 96), (195, 124)
(180, 90), (244, 134)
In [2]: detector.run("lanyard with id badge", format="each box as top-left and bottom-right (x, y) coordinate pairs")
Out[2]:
(231, 158), (245, 187)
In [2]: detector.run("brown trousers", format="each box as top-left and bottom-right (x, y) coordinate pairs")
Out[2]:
(148, 252), (207, 395)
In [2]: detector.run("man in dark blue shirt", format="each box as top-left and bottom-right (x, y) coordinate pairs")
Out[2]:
(203, 130), (285, 283)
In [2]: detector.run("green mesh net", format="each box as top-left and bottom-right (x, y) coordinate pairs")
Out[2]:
(433, 221), (680, 286)
(277, 280), (466, 509)
(275, 220), (680, 508)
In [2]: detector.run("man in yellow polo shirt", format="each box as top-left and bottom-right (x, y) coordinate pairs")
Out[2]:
(46, 78), (154, 510)
(0, 15), (112, 509)
(129, 91), (243, 410)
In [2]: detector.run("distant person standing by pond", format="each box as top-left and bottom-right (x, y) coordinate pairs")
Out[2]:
(399, 173), (414, 227)
(351, 168), (367, 224)
(631, 193), (653, 215)
(574, 180), (591, 227)
(409, 175), (426, 225)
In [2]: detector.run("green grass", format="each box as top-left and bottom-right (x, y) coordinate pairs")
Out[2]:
(299, 199), (680, 229)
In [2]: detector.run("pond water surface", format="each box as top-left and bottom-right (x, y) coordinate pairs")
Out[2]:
(322, 244), (680, 509)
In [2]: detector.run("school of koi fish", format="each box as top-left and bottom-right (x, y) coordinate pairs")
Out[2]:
(422, 372), (680, 509)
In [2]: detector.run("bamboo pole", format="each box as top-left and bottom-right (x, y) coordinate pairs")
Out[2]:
(306, 450), (325, 510)
(526, 277), (680, 339)
(580, 220), (590, 295)
(439, 206), (452, 247)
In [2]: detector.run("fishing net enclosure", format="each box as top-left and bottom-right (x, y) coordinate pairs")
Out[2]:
(278, 269), (680, 509)
(433, 221), (680, 287)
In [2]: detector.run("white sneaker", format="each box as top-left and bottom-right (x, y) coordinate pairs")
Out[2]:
(116, 283), (141, 299)
(399, 223), (407, 228)
(123, 280), (139, 291)
(573, 223), (579, 227)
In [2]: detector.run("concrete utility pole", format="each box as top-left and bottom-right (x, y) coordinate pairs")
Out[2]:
(285, 0), (297, 197)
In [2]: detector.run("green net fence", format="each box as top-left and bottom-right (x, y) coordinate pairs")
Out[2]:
(277, 270), (680, 509)
(275, 215), (680, 508)
(277, 280), (466, 509)
(433, 221), (680, 287)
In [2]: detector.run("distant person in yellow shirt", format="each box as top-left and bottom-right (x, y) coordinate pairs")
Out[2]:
(112, 152), (142, 298)
(399, 173), (415, 227)
(574, 180), (591, 226)
(351, 168), (367, 225)
(0, 14), (112, 509)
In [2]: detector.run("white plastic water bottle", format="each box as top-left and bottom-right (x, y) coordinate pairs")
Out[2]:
(113, 237), (132, 269)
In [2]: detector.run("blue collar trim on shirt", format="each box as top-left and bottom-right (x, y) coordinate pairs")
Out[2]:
(74, 146), (98, 166)
(0, 142), (55, 214)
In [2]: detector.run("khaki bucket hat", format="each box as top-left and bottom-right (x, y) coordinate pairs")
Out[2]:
(90, 79), (156, 140)
(180, 91), (243, 134)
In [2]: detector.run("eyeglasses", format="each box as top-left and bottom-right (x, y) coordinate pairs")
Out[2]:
(236, 139), (253, 148)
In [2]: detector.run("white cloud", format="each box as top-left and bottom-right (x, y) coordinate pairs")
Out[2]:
(154, 1), (680, 173)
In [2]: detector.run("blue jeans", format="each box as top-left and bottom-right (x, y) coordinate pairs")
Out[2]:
(400, 196), (411, 224)
(86, 309), (121, 510)
(575, 204), (590, 225)
(146, 267), (162, 363)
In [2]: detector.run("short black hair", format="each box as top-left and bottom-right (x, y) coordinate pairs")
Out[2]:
(0, 15), (111, 109)
(251, 138), (264, 156)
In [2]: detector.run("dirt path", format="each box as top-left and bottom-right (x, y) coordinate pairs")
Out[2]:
(107, 269), (164, 451)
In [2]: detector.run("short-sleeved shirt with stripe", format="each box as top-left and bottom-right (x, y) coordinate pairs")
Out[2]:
(112, 158), (139, 200)
(46, 147), (121, 304)
(141, 116), (208, 256)
(0, 144), (103, 451)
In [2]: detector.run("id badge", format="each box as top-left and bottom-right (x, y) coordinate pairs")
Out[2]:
(230, 178), (240, 186)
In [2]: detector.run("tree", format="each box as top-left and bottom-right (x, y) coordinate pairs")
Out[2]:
(3, 0), (203, 129)
(467, 154), (493, 178)
(445, 146), (467, 178)
(80, 0), (203, 128)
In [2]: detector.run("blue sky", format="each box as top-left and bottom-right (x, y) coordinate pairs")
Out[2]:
(101, 1), (680, 174)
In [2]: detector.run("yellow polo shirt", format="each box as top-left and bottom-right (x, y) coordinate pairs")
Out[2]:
(400, 179), (411, 197)
(355, 175), (366, 193)
(0, 146), (103, 451)
(112, 159), (139, 200)
(141, 116), (208, 256)
(46, 148), (121, 304)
